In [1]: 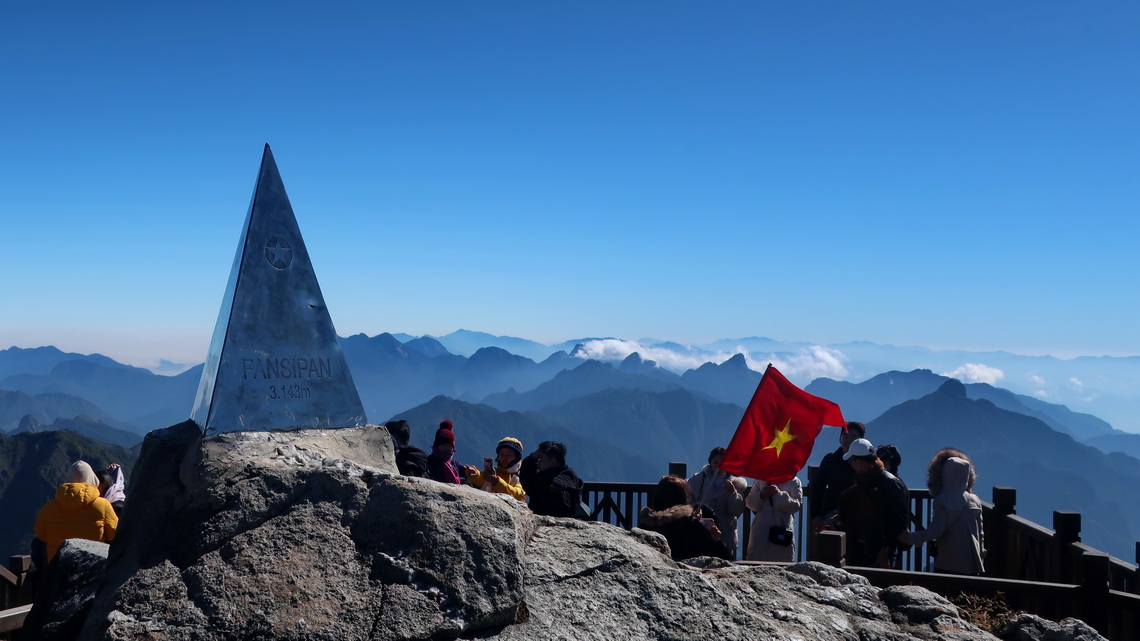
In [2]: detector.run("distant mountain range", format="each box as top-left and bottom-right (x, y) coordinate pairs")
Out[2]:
(3, 335), (1140, 561)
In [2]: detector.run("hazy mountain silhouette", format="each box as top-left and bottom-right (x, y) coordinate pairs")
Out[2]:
(401, 335), (451, 358)
(0, 388), (133, 433)
(390, 395), (658, 483)
(1083, 431), (1140, 463)
(0, 430), (138, 561)
(0, 346), (127, 380)
(429, 329), (555, 361)
(12, 414), (143, 448)
(864, 379), (1140, 561)
(617, 353), (682, 383)
(680, 353), (764, 405)
(341, 333), (577, 423)
(0, 360), (201, 431)
(807, 369), (1113, 441)
(527, 387), (745, 475)
(481, 359), (683, 413)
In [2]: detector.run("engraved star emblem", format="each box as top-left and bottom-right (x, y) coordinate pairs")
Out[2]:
(762, 419), (798, 458)
(265, 237), (293, 269)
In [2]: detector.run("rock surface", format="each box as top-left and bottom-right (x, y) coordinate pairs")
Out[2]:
(31, 422), (1097, 641)
(21, 538), (109, 641)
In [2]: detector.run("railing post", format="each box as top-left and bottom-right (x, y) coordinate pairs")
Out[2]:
(1079, 552), (1111, 636)
(1054, 511), (1082, 583)
(992, 487), (1016, 515)
(817, 530), (845, 568)
(668, 462), (686, 478)
(988, 487), (1016, 578)
(7, 556), (31, 607)
(805, 465), (819, 562)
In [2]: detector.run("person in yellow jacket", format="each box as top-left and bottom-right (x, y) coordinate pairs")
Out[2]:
(464, 437), (527, 502)
(34, 460), (119, 562)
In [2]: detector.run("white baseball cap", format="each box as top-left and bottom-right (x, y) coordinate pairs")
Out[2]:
(843, 438), (876, 460)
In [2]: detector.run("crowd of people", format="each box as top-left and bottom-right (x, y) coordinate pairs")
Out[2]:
(387, 419), (587, 519)
(35, 418), (982, 578)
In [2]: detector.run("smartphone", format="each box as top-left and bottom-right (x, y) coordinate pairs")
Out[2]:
(483, 457), (494, 468)
(699, 518), (715, 530)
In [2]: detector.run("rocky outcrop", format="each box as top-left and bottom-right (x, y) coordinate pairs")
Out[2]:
(21, 539), (109, 641)
(34, 421), (1101, 640)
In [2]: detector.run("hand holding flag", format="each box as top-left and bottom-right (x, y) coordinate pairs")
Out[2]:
(719, 364), (846, 484)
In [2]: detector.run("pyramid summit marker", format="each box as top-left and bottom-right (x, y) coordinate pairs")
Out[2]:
(190, 144), (366, 434)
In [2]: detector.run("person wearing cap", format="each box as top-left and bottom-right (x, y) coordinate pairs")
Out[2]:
(810, 421), (866, 531)
(34, 460), (119, 563)
(834, 438), (909, 568)
(465, 437), (527, 502)
(427, 428), (463, 484)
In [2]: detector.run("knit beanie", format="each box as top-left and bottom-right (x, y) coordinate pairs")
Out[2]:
(439, 419), (454, 431)
(496, 437), (523, 461)
(434, 428), (456, 447)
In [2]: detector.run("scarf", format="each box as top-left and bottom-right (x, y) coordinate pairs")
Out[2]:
(103, 463), (126, 503)
(481, 457), (521, 492)
(430, 446), (462, 484)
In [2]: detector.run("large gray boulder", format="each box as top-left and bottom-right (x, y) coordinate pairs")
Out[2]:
(21, 538), (109, 641)
(55, 422), (1041, 640)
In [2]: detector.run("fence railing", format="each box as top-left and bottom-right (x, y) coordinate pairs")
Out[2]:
(0, 555), (31, 640)
(581, 463), (1140, 640)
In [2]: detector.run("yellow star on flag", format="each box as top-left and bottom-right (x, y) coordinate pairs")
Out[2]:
(762, 419), (798, 458)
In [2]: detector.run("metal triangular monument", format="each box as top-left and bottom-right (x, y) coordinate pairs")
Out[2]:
(191, 144), (366, 434)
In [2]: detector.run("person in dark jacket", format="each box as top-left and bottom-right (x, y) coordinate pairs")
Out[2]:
(810, 421), (865, 531)
(637, 475), (730, 562)
(387, 420), (429, 478)
(835, 438), (909, 568)
(519, 441), (585, 517)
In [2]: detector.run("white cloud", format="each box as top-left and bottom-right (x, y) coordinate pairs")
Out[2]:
(1069, 377), (1085, 391)
(763, 345), (849, 382)
(572, 339), (731, 371)
(1033, 390), (1049, 398)
(942, 363), (1004, 385)
(1028, 374), (1046, 386)
(571, 339), (849, 381)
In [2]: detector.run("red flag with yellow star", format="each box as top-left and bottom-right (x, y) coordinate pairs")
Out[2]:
(719, 364), (846, 484)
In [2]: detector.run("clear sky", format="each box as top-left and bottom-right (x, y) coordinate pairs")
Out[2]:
(2, 1), (1137, 369)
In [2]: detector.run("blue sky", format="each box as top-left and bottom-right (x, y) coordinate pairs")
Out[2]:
(2, 1), (1137, 368)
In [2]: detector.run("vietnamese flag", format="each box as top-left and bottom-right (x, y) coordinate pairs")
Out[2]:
(719, 364), (846, 484)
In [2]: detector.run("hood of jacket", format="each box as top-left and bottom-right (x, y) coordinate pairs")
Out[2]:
(55, 482), (101, 510)
(638, 503), (697, 529)
(938, 457), (974, 513)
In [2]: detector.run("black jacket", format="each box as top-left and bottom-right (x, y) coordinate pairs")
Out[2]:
(520, 457), (584, 517)
(810, 446), (856, 520)
(395, 445), (429, 478)
(637, 504), (731, 562)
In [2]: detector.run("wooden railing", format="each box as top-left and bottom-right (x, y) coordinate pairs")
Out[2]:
(0, 555), (32, 640)
(581, 463), (1140, 641)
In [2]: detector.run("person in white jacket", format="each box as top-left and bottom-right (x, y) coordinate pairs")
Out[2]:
(688, 447), (748, 558)
(899, 449), (985, 575)
(744, 476), (803, 562)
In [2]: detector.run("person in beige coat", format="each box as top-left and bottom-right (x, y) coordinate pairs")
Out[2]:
(744, 476), (803, 562)
(688, 447), (748, 558)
